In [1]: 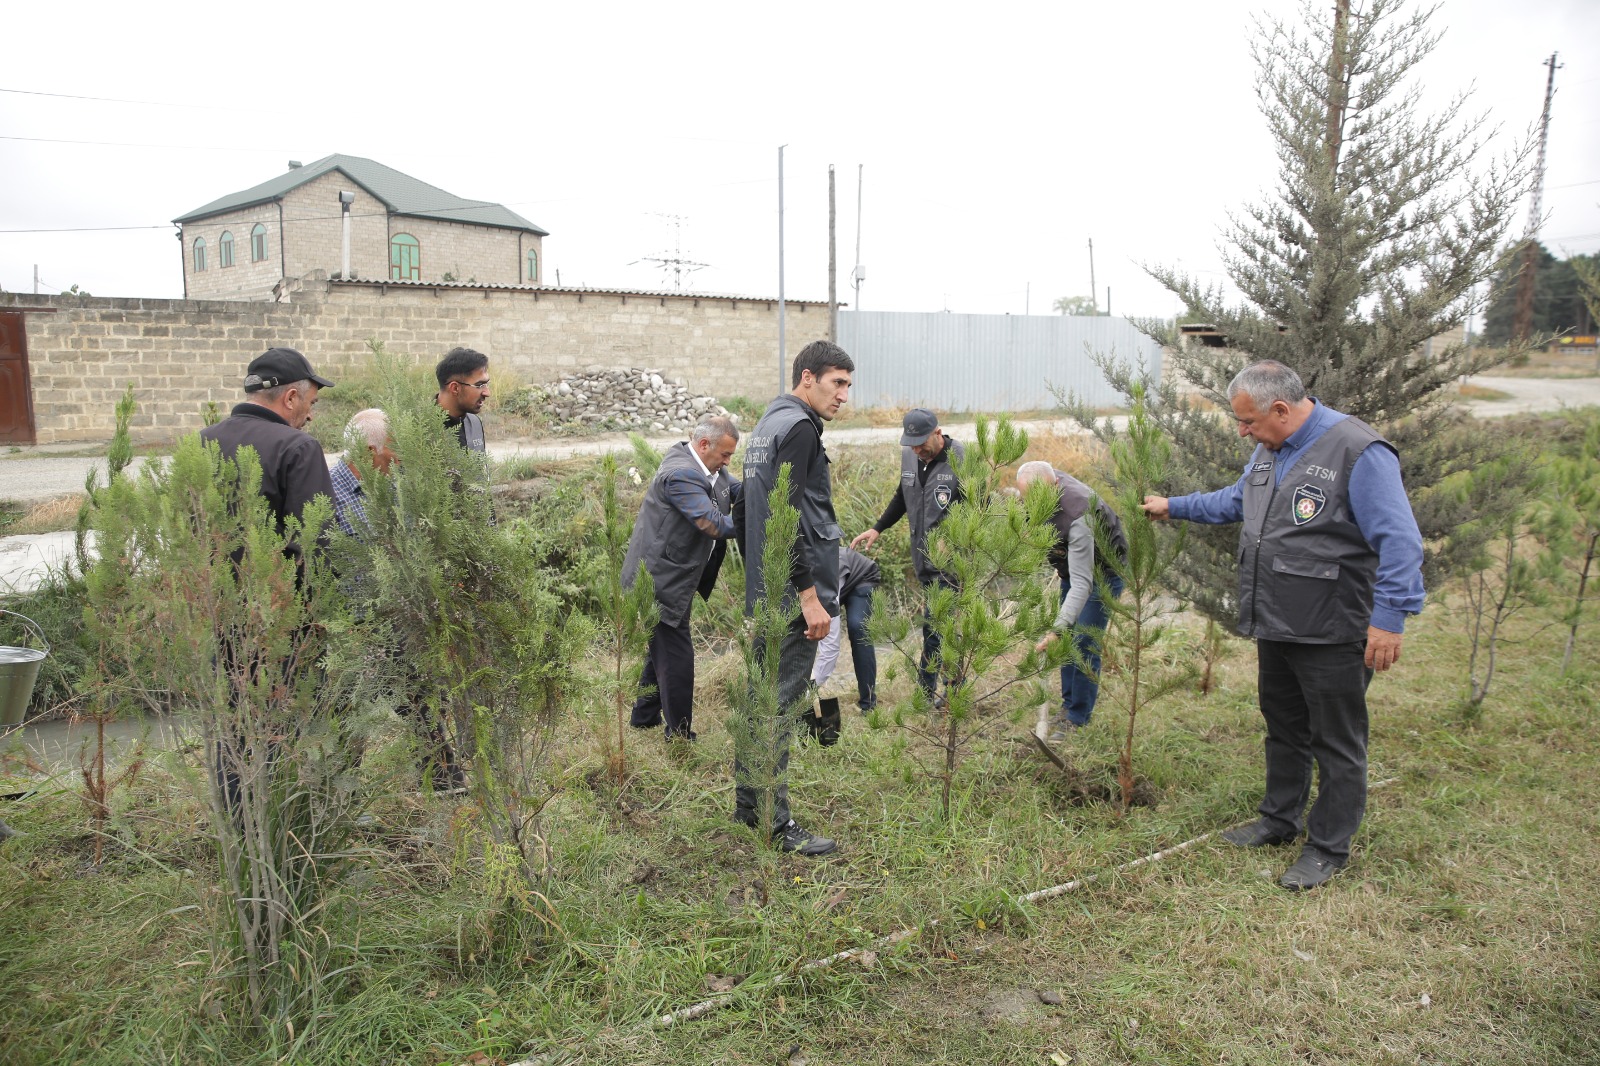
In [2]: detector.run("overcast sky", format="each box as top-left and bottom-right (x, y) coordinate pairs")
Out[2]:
(2, 0), (1596, 322)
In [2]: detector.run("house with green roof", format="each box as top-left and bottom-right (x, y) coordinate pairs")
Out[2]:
(172, 154), (549, 301)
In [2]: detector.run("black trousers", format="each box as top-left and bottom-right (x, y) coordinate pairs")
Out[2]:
(917, 576), (954, 697)
(1255, 638), (1372, 862)
(631, 617), (696, 739)
(735, 615), (816, 831)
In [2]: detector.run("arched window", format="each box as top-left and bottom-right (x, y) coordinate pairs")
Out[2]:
(218, 231), (235, 268)
(193, 237), (207, 273)
(526, 247), (538, 284)
(390, 233), (420, 281)
(250, 223), (268, 262)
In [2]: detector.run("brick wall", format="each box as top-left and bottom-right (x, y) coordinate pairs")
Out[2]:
(1, 278), (827, 443)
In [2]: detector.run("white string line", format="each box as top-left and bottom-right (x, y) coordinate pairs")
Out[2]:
(507, 774), (1403, 1060)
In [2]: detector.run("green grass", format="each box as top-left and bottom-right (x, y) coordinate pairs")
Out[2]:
(3, 588), (1597, 1064)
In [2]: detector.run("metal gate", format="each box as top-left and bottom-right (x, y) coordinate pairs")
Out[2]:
(837, 310), (1163, 412)
(0, 313), (36, 445)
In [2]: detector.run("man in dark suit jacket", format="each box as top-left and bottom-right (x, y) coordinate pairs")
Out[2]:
(622, 415), (742, 741)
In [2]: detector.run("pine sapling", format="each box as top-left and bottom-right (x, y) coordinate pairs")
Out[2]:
(1092, 381), (1197, 812)
(876, 416), (1060, 821)
(728, 466), (801, 841)
(595, 453), (657, 785)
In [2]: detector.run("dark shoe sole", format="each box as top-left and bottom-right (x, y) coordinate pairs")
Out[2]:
(1220, 823), (1296, 848)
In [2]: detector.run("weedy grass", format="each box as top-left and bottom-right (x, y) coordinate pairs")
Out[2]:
(4, 590), (1596, 1065)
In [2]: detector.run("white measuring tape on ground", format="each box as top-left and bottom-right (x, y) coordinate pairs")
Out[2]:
(504, 774), (1402, 1063)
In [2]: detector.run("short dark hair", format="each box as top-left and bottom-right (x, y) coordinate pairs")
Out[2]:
(436, 347), (489, 388)
(791, 340), (855, 387)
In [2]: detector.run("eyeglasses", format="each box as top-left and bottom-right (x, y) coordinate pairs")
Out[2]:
(454, 378), (490, 391)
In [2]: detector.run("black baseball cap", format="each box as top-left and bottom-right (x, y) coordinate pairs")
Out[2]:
(900, 408), (940, 447)
(243, 347), (335, 392)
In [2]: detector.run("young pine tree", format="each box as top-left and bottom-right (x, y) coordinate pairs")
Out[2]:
(875, 416), (1061, 821)
(85, 435), (360, 1034)
(332, 355), (590, 927)
(1093, 382), (1198, 812)
(594, 453), (658, 785)
(727, 466), (802, 840)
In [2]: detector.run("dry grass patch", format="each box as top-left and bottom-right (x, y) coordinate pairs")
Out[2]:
(0, 494), (85, 535)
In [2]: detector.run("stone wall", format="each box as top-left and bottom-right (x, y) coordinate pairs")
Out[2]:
(1, 277), (826, 443)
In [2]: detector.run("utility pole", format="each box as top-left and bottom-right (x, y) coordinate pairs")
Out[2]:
(1514, 52), (1561, 345)
(1088, 239), (1098, 314)
(778, 145), (787, 396)
(828, 164), (837, 342)
(33, 265), (39, 295)
(852, 164), (865, 312)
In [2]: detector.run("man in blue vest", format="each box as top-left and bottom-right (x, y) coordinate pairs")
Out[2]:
(851, 408), (963, 702)
(1143, 360), (1424, 891)
(734, 340), (854, 856)
(621, 415), (742, 743)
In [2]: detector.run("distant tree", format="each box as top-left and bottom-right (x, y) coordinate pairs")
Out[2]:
(1570, 252), (1600, 339)
(60, 284), (90, 297)
(1053, 295), (1098, 316)
(1067, 0), (1532, 623)
(1479, 244), (1593, 345)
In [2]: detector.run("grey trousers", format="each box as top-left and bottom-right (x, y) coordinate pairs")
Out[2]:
(1255, 638), (1373, 862)
(734, 614), (817, 832)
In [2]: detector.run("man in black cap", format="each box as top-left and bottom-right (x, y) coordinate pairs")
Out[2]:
(851, 408), (963, 701)
(200, 347), (336, 560)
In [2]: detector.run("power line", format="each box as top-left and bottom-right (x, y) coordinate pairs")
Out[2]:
(0, 86), (275, 113)
(0, 134), (291, 153)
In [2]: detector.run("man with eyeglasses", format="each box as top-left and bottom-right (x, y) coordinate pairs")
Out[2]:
(435, 347), (491, 452)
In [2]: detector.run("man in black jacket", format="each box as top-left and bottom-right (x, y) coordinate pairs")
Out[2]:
(733, 340), (854, 856)
(200, 346), (336, 558)
(621, 415), (742, 742)
(851, 408), (963, 700)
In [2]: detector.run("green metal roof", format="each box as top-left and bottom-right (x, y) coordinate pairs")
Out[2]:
(173, 154), (548, 235)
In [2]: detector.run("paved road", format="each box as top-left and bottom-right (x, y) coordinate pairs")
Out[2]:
(2, 377), (1593, 597)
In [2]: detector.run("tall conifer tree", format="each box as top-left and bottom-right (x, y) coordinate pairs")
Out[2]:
(1079, 0), (1531, 621)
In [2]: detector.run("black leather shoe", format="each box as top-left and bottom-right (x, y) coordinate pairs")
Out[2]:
(664, 728), (698, 743)
(630, 717), (663, 730)
(1219, 819), (1296, 848)
(773, 821), (837, 856)
(1280, 847), (1344, 891)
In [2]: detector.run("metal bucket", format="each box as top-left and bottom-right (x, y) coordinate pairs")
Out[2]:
(0, 610), (50, 728)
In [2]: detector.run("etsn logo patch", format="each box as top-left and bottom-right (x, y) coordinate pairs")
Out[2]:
(1291, 484), (1327, 525)
(935, 486), (952, 510)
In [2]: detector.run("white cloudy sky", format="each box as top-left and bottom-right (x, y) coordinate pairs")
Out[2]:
(2, 0), (1596, 320)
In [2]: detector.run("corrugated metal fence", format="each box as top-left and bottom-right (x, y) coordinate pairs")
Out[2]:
(836, 310), (1163, 412)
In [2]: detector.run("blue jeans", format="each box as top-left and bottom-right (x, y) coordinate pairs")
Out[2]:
(840, 586), (877, 709)
(1059, 574), (1123, 725)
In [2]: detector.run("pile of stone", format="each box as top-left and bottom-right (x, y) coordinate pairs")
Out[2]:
(546, 366), (733, 432)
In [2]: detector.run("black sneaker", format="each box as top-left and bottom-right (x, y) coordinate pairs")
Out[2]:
(1280, 847), (1344, 891)
(773, 821), (837, 856)
(1219, 819), (1296, 848)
